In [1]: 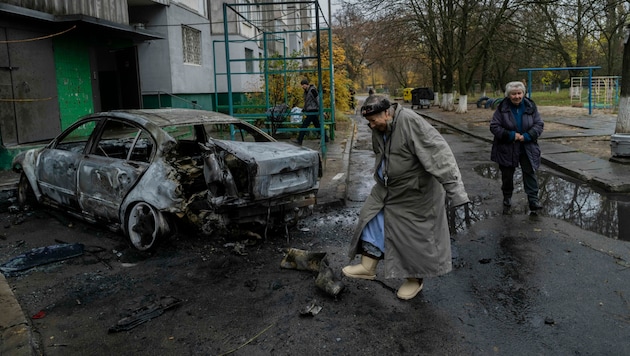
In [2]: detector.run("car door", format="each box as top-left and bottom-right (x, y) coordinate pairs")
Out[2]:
(36, 119), (100, 210)
(77, 118), (153, 222)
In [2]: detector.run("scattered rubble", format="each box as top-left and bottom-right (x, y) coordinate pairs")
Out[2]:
(280, 248), (344, 297)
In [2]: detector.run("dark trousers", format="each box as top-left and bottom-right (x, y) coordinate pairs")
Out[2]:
(297, 114), (327, 143)
(499, 153), (540, 204)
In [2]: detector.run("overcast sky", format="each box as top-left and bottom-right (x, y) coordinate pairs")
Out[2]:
(318, 0), (342, 24)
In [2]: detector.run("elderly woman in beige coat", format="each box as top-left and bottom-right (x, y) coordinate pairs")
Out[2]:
(342, 95), (469, 300)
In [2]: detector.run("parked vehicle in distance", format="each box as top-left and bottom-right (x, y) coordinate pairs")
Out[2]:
(12, 109), (321, 251)
(411, 87), (434, 109)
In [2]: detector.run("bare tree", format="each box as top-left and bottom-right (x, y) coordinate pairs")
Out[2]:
(406, 0), (515, 112)
(335, 0), (628, 114)
(332, 3), (378, 86)
(591, 0), (629, 75)
(615, 25), (630, 134)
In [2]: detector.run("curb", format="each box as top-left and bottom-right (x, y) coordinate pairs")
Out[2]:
(420, 111), (630, 193)
(314, 119), (356, 210)
(0, 273), (37, 355)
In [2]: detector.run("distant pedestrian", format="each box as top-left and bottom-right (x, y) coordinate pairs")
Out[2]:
(490, 81), (544, 211)
(295, 79), (327, 145)
(349, 88), (356, 110)
(342, 94), (470, 300)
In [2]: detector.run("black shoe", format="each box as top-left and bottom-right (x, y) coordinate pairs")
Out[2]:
(529, 201), (542, 210)
(291, 140), (302, 146)
(503, 198), (511, 207)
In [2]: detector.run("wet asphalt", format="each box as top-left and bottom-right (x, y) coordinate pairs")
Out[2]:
(344, 104), (630, 354)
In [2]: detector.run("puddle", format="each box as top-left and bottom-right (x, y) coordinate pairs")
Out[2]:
(468, 163), (630, 240)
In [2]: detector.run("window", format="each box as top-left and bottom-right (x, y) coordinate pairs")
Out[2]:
(245, 48), (254, 73)
(55, 120), (98, 154)
(205, 122), (269, 142)
(93, 120), (154, 163)
(182, 25), (201, 65)
(243, 0), (252, 21)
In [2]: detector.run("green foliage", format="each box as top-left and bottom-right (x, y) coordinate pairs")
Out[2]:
(266, 54), (303, 109)
(318, 33), (355, 113)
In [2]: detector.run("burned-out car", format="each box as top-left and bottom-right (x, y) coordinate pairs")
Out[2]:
(12, 109), (320, 251)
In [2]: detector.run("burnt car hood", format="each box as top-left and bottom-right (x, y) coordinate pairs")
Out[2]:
(211, 140), (320, 199)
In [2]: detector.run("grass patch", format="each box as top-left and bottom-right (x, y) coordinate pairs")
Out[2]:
(529, 89), (574, 106)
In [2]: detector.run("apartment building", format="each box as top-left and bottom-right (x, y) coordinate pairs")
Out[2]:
(0, 0), (319, 169)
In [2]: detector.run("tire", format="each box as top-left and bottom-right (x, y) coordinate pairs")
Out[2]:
(125, 202), (172, 252)
(476, 96), (490, 108)
(17, 173), (37, 210)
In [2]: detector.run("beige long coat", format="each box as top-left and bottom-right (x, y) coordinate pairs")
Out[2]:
(347, 104), (469, 279)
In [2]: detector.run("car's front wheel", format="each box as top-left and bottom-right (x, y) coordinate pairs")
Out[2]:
(125, 202), (172, 252)
(17, 173), (37, 210)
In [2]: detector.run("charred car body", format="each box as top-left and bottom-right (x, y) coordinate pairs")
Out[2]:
(12, 109), (320, 251)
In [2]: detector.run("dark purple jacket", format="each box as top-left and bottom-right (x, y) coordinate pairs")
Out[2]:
(490, 97), (544, 169)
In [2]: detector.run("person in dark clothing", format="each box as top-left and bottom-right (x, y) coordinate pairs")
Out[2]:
(490, 81), (544, 212)
(349, 88), (356, 109)
(295, 79), (328, 145)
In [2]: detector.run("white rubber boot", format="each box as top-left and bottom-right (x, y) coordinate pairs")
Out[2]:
(342, 255), (379, 280)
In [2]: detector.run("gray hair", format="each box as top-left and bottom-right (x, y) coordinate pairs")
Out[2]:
(504, 81), (526, 97)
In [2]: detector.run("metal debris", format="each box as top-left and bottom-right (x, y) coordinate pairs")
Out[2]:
(280, 248), (345, 297)
(0, 243), (84, 273)
(108, 296), (182, 333)
(300, 300), (323, 316)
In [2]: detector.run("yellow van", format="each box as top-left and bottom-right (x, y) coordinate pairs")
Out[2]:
(402, 88), (413, 103)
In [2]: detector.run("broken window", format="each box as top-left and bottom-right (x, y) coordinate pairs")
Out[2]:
(204, 123), (269, 142)
(55, 120), (98, 154)
(92, 120), (154, 162)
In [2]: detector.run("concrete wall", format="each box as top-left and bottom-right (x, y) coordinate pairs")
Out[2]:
(173, 0), (205, 16)
(134, 6), (172, 94)
(167, 4), (212, 94)
(134, 3), (212, 95)
(4, 0), (129, 23)
(211, 35), (263, 94)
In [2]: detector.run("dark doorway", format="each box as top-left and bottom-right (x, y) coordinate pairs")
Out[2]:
(93, 46), (141, 112)
(98, 70), (120, 112)
(117, 47), (141, 109)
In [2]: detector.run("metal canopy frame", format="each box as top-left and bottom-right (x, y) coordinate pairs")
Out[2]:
(519, 66), (602, 115)
(214, 1), (335, 156)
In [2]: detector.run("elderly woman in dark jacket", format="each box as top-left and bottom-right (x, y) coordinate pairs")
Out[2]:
(490, 81), (544, 211)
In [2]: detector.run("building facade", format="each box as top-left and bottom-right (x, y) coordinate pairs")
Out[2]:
(0, 0), (317, 169)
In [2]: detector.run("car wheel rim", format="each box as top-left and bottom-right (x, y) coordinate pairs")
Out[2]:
(18, 174), (34, 209)
(127, 202), (159, 251)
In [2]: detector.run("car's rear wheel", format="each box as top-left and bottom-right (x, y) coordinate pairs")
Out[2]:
(17, 173), (37, 210)
(125, 202), (171, 252)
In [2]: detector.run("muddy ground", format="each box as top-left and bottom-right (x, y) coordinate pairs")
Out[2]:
(1, 104), (627, 355)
